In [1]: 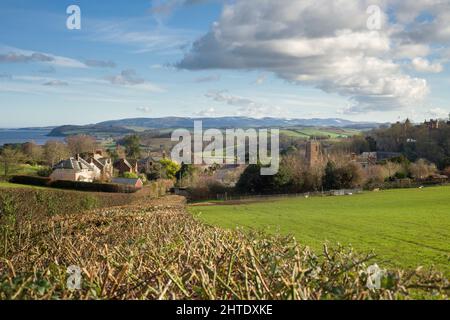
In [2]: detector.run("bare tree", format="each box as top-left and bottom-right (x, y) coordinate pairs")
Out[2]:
(21, 142), (43, 165)
(44, 141), (70, 167)
(410, 159), (437, 180)
(0, 146), (25, 177)
(65, 135), (97, 156)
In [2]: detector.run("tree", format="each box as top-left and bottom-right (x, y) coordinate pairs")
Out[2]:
(176, 162), (196, 186)
(235, 164), (275, 194)
(159, 159), (181, 180)
(0, 146), (25, 177)
(65, 135), (97, 156)
(409, 159), (437, 180)
(44, 141), (69, 167)
(21, 142), (43, 165)
(123, 135), (141, 159)
(322, 161), (339, 190)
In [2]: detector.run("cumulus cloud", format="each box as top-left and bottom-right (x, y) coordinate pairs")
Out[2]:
(178, 0), (450, 114)
(411, 57), (443, 73)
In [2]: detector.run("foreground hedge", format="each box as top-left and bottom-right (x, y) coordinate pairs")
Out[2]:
(0, 196), (448, 300)
(10, 175), (139, 193)
(0, 180), (171, 222)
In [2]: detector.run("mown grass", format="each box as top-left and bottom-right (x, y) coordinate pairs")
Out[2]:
(1, 196), (448, 300)
(190, 186), (450, 275)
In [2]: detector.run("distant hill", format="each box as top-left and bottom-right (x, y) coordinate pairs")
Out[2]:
(48, 117), (382, 137)
(48, 125), (134, 137)
(98, 117), (380, 129)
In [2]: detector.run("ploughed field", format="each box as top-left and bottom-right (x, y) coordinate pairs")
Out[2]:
(190, 186), (450, 275)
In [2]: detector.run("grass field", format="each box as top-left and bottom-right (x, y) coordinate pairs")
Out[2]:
(280, 127), (360, 139)
(0, 163), (43, 177)
(190, 186), (450, 274)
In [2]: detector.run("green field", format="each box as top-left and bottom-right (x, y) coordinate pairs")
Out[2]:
(280, 127), (360, 139)
(190, 186), (450, 274)
(0, 163), (43, 177)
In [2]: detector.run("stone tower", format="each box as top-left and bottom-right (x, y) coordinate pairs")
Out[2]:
(306, 140), (321, 168)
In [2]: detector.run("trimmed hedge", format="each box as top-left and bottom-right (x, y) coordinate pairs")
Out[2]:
(9, 175), (138, 193)
(49, 180), (137, 193)
(9, 175), (51, 187)
(0, 180), (172, 222)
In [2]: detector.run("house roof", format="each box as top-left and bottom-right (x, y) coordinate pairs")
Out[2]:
(114, 158), (136, 170)
(53, 157), (94, 172)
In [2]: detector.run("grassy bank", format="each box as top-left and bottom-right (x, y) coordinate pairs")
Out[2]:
(190, 186), (450, 274)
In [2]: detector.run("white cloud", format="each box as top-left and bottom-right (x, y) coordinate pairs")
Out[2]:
(411, 57), (444, 73)
(105, 69), (165, 92)
(204, 90), (280, 118)
(0, 46), (87, 69)
(137, 106), (152, 113)
(254, 74), (267, 85)
(427, 107), (449, 119)
(195, 107), (217, 117)
(178, 0), (450, 114)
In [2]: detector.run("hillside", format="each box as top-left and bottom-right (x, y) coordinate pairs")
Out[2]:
(47, 117), (381, 137)
(99, 117), (380, 129)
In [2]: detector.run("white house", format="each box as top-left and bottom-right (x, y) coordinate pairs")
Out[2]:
(50, 157), (99, 182)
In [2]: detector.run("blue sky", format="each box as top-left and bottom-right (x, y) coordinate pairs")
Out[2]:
(0, 0), (449, 127)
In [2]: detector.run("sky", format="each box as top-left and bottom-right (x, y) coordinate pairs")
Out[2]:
(0, 0), (449, 127)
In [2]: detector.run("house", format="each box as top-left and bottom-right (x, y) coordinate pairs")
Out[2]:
(424, 119), (439, 130)
(355, 151), (402, 169)
(50, 157), (98, 182)
(114, 158), (138, 176)
(84, 151), (113, 181)
(138, 156), (162, 174)
(112, 178), (143, 190)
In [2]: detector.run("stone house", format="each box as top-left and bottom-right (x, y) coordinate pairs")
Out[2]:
(113, 158), (138, 176)
(50, 157), (98, 182)
(84, 151), (113, 181)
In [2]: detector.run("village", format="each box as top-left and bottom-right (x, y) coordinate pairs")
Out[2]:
(1, 118), (448, 198)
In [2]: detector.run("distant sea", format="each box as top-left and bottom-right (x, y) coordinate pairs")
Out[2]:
(0, 128), (64, 146)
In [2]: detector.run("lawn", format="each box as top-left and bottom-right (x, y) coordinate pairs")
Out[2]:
(190, 186), (450, 274)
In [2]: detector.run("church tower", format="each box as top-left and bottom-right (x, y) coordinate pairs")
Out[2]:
(306, 140), (321, 168)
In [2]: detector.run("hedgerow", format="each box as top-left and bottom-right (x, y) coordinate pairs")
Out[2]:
(0, 196), (448, 300)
